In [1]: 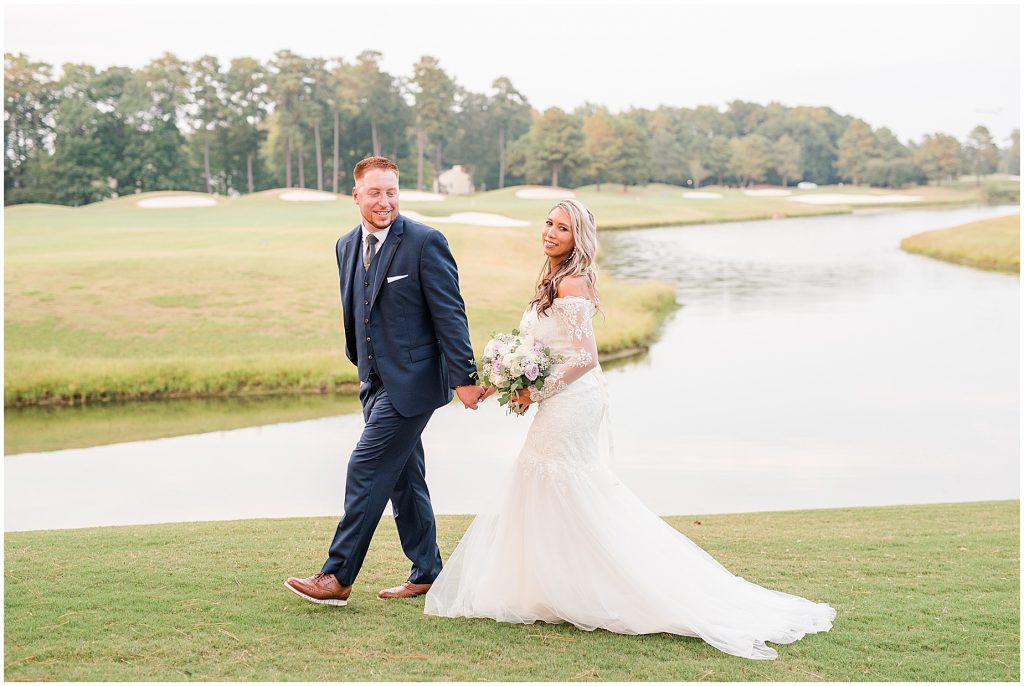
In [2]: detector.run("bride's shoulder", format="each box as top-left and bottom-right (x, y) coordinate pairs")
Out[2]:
(555, 275), (594, 302)
(552, 278), (596, 321)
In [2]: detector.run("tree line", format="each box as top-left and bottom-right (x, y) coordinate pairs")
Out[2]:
(4, 51), (1021, 206)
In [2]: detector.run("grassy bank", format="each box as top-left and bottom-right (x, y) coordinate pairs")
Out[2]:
(901, 213), (1021, 273)
(3, 188), (678, 406)
(2, 181), (995, 406)
(3, 348), (656, 455)
(4, 500), (1018, 681)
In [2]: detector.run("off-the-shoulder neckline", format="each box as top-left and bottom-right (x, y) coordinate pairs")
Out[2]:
(526, 296), (595, 316)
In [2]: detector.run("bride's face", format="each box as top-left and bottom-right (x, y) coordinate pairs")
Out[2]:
(542, 207), (575, 262)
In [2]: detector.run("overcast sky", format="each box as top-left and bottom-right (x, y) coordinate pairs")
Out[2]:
(3, 1), (1020, 144)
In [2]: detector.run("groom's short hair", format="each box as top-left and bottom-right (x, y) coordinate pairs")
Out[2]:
(354, 156), (400, 183)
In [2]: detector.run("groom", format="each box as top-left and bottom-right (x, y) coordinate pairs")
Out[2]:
(286, 156), (483, 606)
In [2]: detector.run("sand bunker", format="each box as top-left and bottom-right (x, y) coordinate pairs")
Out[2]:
(280, 190), (337, 202)
(786, 194), (922, 205)
(743, 189), (791, 197)
(404, 210), (529, 227)
(401, 190), (445, 202)
(137, 195), (217, 209)
(515, 187), (577, 200)
(683, 191), (722, 199)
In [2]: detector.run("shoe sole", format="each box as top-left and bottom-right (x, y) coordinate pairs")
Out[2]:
(284, 581), (348, 607)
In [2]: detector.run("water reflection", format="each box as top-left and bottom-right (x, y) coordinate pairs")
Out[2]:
(597, 205), (1019, 514)
(5, 393), (361, 455)
(601, 206), (1014, 303)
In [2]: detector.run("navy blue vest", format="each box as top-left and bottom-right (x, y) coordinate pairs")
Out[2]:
(353, 238), (383, 381)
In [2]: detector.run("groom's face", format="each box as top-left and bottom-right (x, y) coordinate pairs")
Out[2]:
(353, 168), (399, 231)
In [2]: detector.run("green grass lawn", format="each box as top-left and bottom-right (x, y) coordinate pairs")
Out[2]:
(901, 213), (1021, 273)
(2, 181), (995, 407)
(4, 187), (681, 407)
(4, 500), (1018, 681)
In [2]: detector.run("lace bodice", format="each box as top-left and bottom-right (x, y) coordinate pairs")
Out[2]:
(518, 296), (599, 402)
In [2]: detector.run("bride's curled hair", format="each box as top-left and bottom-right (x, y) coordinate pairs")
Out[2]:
(530, 198), (601, 317)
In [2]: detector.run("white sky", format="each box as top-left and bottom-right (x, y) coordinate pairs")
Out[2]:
(2, 0), (1020, 144)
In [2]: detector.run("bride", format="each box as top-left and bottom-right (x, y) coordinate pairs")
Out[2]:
(424, 199), (836, 660)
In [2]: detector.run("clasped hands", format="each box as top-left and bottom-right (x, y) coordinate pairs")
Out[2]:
(455, 384), (496, 410)
(455, 385), (532, 414)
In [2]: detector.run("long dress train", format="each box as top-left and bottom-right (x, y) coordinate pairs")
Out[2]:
(424, 296), (835, 660)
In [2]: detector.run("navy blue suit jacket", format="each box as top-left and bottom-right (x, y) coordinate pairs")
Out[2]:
(335, 214), (476, 417)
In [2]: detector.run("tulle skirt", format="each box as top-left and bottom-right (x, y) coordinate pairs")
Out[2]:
(424, 373), (835, 660)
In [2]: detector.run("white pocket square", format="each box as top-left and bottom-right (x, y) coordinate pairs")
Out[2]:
(386, 274), (409, 283)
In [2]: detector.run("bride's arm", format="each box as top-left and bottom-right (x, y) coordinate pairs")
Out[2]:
(528, 279), (598, 403)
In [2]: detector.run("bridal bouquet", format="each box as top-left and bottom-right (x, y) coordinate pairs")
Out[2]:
(474, 329), (560, 415)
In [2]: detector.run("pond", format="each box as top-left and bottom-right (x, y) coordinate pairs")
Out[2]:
(5, 205), (1018, 531)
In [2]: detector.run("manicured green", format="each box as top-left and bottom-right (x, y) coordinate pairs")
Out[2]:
(3, 188), (678, 407)
(4, 500), (1018, 681)
(2, 181), (992, 407)
(901, 214), (1020, 273)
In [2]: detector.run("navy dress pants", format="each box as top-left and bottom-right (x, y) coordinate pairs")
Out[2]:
(321, 374), (443, 587)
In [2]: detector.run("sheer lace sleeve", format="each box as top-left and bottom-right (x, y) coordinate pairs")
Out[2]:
(529, 297), (598, 402)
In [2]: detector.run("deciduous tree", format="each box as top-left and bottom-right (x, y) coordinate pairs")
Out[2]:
(4, 52), (55, 201)
(582, 107), (619, 190)
(772, 134), (802, 187)
(963, 124), (999, 183)
(729, 134), (772, 186)
(705, 135), (732, 186)
(118, 53), (195, 192)
(836, 120), (878, 185)
(611, 114), (650, 190)
(913, 133), (962, 185)
(510, 107), (584, 187)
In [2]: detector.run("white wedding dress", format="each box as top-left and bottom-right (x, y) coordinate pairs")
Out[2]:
(424, 296), (835, 660)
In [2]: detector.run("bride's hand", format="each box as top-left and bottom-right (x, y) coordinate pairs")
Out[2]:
(510, 389), (534, 414)
(480, 386), (497, 402)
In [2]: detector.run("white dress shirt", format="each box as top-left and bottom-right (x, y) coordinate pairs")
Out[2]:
(360, 223), (392, 262)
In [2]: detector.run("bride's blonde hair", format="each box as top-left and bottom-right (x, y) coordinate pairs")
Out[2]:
(529, 198), (601, 317)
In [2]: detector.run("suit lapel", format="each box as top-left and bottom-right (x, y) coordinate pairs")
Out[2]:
(370, 215), (405, 312)
(341, 226), (361, 320)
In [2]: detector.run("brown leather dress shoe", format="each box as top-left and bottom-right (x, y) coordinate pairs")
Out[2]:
(284, 572), (352, 606)
(377, 580), (432, 599)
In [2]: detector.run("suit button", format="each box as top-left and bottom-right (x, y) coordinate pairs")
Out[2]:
(364, 281), (369, 287)
(364, 300), (369, 305)
(363, 318), (368, 324)
(368, 354), (374, 360)
(366, 337), (371, 342)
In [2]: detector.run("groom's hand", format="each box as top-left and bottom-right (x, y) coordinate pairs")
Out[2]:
(455, 385), (486, 410)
